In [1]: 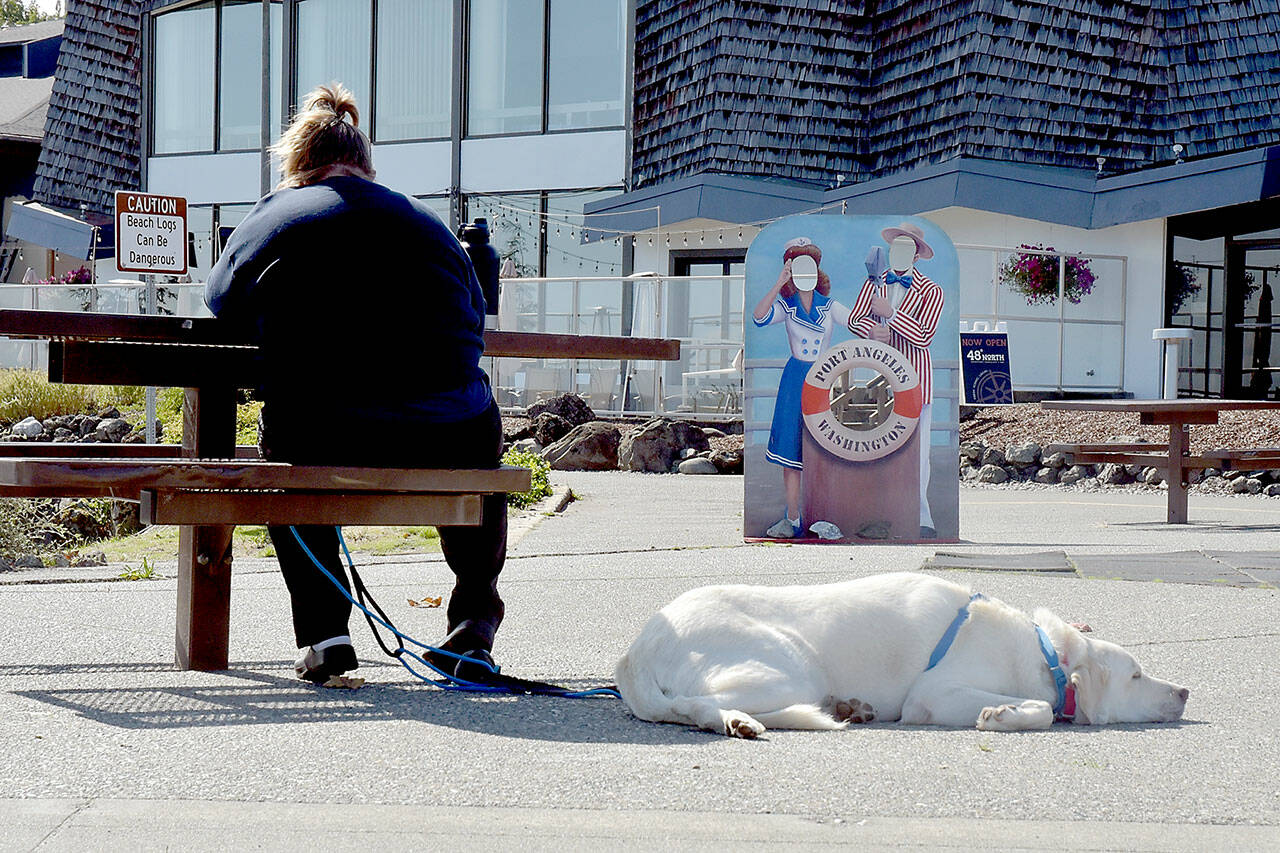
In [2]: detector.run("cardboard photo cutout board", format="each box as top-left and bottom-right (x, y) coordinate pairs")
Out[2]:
(743, 214), (959, 543)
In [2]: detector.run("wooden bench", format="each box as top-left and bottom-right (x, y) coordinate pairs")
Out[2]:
(0, 309), (680, 670)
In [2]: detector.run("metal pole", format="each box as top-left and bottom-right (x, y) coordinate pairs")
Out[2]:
(145, 273), (157, 443)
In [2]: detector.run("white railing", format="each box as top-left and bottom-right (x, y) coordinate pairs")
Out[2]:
(0, 283), (209, 372)
(0, 249), (1130, 407)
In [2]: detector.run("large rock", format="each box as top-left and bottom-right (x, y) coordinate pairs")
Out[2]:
(94, 417), (131, 442)
(709, 447), (744, 474)
(959, 442), (986, 464)
(618, 418), (711, 473)
(11, 416), (43, 438)
(979, 447), (1006, 468)
(677, 456), (719, 474)
(1059, 464), (1091, 485)
(525, 393), (595, 427)
(1005, 441), (1041, 465)
(532, 412), (572, 446)
(541, 422), (621, 471)
(976, 464), (1008, 484)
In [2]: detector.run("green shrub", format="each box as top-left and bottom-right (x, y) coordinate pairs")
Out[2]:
(0, 370), (97, 422)
(502, 447), (553, 509)
(155, 387), (185, 441)
(236, 400), (263, 446)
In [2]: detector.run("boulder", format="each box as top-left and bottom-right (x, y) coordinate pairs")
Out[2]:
(1033, 467), (1058, 484)
(14, 555), (43, 568)
(77, 416), (101, 437)
(542, 422), (621, 471)
(709, 447), (744, 474)
(94, 417), (131, 442)
(532, 412), (573, 446)
(1142, 467), (1164, 486)
(1005, 441), (1041, 465)
(959, 442), (986, 463)
(0, 555), (12, 572)
(1059, 464), (1090, 485)
(525, 393), (595, 427)
(1232, 477), (1263, 494)
(1041, 451), (1068, 469)
(701, 427), (727, 439)
(11, 416), (43, 438)
(1096, 463), (1132, 485)
(1265, 484), (1280, 497)
(618, 418), (711, 473)
(111, 500), (144, 537)
(976, 464), (1008, 484)
(71, 550), (108, 568)
(979, 447), (1006, 468)
(509, 437), (541, 454)
(677, 456), (719, 475)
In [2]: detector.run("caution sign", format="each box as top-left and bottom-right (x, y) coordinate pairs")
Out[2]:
(114, 191), (187, 275)
(960, 332), (1014, 404)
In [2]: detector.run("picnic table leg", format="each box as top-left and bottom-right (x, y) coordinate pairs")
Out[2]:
(1167, 423), (1190, 524)
(175, 386), (237, 671)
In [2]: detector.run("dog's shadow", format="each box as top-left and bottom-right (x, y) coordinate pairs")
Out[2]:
(5, 659), (709, 745)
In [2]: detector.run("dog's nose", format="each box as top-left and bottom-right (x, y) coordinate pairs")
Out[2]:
(1176, 687), (1190, 703)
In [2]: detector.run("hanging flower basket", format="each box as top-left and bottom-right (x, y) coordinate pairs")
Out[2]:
(1169, 262), (1202, 315)
(1000, 244), (1097, 306)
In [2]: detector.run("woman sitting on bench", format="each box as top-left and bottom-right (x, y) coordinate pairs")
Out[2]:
(205, 83), (506, 684)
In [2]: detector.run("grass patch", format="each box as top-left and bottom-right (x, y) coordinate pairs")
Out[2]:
(99, 523), (444, 564)
(0, 370), (97, 422)
(118, 556), (156, 581)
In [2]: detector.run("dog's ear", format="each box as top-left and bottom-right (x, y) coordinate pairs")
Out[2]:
(1069, 661), (1109, 725)
(1032, 608), (1087, 668)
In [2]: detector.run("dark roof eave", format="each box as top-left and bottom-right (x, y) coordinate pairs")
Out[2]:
(591, 148), (1280, 232)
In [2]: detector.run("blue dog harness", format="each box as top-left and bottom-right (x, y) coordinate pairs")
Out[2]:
(924, 591), (1073, 719)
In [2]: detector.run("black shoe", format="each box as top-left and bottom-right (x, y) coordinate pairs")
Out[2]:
(295, 643), (358, 684)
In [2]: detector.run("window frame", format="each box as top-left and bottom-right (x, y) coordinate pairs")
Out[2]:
(462, 0), (627, 140)
(149, 0), (279, 157)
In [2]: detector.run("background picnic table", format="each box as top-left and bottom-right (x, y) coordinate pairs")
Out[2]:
(961, 403), (1280, 454)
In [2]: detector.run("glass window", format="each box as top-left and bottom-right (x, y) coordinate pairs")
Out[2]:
(153, 3), (216, 154)
(467, 0), (544, 135)
(547, 0), (626, 130)
(544, 190), (623, 278)
(468, 193), (541, 277)
(219, 0), (265, 150)
(376, 0), (452, 141)
(415, 195), (452, 223)
(297, 0), (372, 118)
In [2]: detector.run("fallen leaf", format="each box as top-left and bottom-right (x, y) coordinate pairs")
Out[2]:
(408, 595), (442, 608)
(322, 675), (365, 689)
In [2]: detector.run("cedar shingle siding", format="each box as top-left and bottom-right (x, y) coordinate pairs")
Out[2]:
(632, 0), (1280, 189)
(32, 0), (143, 216)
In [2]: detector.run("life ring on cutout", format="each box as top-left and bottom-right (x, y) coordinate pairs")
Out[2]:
(800, 339), (922, 462)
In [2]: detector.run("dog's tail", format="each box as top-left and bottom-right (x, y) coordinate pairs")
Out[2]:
(752, 705), (846, 731)
(613, 648), (671, 723)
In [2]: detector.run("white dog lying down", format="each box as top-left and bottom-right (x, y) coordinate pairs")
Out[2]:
(615, 572), (1189, 737)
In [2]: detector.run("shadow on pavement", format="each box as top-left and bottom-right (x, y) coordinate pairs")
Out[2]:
(10, 664), (709, 745)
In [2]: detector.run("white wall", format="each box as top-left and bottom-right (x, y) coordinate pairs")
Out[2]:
(146, 152), (262, 205)
(461, 130), (626, 194)
(925, 207), (1165, 399)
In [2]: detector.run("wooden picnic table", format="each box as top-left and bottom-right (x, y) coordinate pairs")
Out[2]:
(1040, 398), (1280, 524)
(0, 308), (680, 670)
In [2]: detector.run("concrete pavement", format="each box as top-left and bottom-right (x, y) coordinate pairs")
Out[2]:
(2, 474), (1279, 851)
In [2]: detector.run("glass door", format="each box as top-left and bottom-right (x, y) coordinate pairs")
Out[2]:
(1226, 239), (1280, 399)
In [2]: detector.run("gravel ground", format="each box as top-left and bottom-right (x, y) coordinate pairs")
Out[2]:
(960, 403), (1280, 454)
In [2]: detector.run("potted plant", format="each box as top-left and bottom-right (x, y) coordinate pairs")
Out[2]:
(1001, 244), (1097, 306)
(1169, 262), (1203, 314)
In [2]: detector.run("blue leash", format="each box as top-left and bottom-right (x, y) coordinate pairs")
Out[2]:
(288, 525), (620, 699)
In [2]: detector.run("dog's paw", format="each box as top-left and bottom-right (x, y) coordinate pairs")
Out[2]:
(977, 700), (1053, 731)
(832, 698), (876, 724)
(722, 712), (766, 739)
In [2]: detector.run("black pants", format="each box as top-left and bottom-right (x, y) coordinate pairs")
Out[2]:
(262, 401), (507, 651)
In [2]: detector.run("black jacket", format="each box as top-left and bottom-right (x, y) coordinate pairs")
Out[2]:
(205, 176), (490, 424)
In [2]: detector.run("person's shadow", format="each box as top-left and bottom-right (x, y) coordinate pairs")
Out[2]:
(4, 659), (708, 745)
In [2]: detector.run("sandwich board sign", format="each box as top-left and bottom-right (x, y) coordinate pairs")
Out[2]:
(114, 191), (187, 276)
(960, 331), (1014, 404)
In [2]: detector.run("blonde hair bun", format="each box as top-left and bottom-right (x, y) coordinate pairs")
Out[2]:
(304, 83), (360, 128)
(271, 82), (373, 189)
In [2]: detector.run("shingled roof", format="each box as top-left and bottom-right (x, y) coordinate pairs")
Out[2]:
(632, 0), (1280, 190)
(32, 0), (143, 217)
